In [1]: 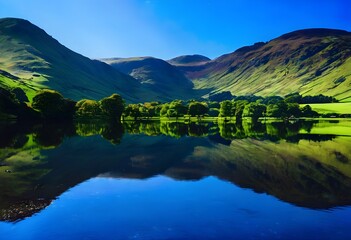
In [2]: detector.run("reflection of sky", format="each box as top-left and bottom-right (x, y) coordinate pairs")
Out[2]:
(1, 176), (351, 240)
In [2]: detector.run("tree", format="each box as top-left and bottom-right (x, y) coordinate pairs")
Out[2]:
(284, 92), (302, 103)
(242, 102), (266, 122)
(160, 103), (170, 117)
(287, 103), (301, 117)
(32, 89), (76, 120)
(233, 100), (248, 121)
(262, 96), (284, 105)
(167, 100), (188, 118)
(0, 86), (39, 120)
(188, 102), (209, 117)
(219, 100), (233, 117)
(143, 102), (161, 117)
(266, 101), (288, 118)
(124, 104), (142, 120)
(75, 99), (102, 118)
(301, 105), (319, 117)
(99, 94), (125, 120)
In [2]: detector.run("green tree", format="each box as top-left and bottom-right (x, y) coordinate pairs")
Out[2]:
(219, 100), (233, 117)
(99, 94), (125, 120)
(287, 103), (301, 117)
(75, 99), (102, 118)
(301, 105), (319, 117)
(266, 101), (288, 118)
(284, 92), (302, 103)
(32, 89), (76, 120)
(143, 102), (161, 117)
(160, 103), (170, 117)
(242, 102), (266, 122)
(233, 100), (248, 121)
(168, 100), (187, 118)
(188, 102), (209, 117)
(124, 104), (142, 120)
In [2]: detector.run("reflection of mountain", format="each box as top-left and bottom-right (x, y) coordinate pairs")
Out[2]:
(1, 121), (351, 221)
(177, 137), (351, 209)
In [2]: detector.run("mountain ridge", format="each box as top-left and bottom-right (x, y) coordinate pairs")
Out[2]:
(173, 28), (351, 101)
(1, 18), (350, 102)
(0, 18), (164, 102)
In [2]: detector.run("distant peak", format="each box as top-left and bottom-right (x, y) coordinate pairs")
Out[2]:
(168, 54), (211, 66)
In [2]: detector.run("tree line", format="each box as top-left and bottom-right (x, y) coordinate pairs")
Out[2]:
(0, 86), (339, 123)
(122, 99), (318, 121)
(0, 87), (124, 122)
(209, 91), (338, 104)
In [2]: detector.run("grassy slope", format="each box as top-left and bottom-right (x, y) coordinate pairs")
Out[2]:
(301, 103), (351, 114)
(0, 74), (37, 101)
(189, 29), (351, 101)
(0, 18), (161, 102)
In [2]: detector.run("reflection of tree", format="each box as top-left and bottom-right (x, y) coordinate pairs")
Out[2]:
(139, 122), (161, 136)
(123, 121), (141, 134)
(218, 123), (238, 140)
(301, 120), (315, 133)
(242, 121), (266, 137)
(122, 120), (341, 143)
(34, 123), (75, 147)
(0, 123), (33, 148)
(75, 120), (124, 145)
(219, 122), (266, 140)
(266, 122), (288, 139)
(188, 123), (209, 137)
(100, 122), (124, 145)
(124, 121), (211, 138)
(217, 120), (325, 142)
(160, 122), (187, 138)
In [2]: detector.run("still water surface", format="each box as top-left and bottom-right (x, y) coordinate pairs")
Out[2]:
(0, 120), (351, 239)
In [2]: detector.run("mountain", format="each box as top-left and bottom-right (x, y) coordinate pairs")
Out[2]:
(1, 18), (350, 102)
(0, 18), (162, 102)
(175, 29), (351, 101)
(100, 57), (197, 101)
(167, 54), (211, 66)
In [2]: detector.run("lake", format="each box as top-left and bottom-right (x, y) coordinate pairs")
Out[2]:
(0, 119), (351, 239)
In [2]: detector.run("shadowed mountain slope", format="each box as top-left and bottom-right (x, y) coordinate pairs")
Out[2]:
(101, 57), (197, 101)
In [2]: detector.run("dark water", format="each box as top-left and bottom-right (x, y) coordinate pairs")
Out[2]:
(0, 120), (351, 239)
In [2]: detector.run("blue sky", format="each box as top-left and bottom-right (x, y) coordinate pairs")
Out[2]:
(0, 0), (350, 59)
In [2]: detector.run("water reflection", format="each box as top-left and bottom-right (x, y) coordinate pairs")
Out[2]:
(0, 120), (351, 221)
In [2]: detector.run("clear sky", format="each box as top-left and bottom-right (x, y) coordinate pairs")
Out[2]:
(0, 0), (350, 60)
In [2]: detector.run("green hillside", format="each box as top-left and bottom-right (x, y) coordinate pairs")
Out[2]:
(1, 19), (350, 103)
(302, 103), (351, 114)
(173, 29), (351, 102)
(101, 57), (198, 101)
(0, 18), (161, 102)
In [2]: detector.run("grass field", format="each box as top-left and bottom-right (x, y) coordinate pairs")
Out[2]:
(301, 103), (351, 114)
